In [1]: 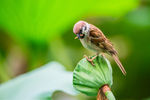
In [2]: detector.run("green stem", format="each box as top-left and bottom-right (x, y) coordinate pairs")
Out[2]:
(105, 90), (116, 100)
(97, 85), (116, 100)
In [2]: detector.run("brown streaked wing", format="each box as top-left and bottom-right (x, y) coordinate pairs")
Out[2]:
(89, 24), (106, 38)
(89, 24), (106, 49)
(89, 24), (117, 54)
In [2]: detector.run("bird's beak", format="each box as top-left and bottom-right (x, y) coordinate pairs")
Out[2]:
(74, 36), (78, 39)
(74, 33), (81, 39)
(75, 33), (85, 39)
(77, 33), (81, 39)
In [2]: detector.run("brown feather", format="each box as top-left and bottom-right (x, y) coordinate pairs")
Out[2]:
(89, 24), (115, 53)
(89, 24), (106, 38)
(89, 24), (126, 75)
(112, 54), (126, 75)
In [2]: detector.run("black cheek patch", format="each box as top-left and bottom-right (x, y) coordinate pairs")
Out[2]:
(84, 26), (87, 30)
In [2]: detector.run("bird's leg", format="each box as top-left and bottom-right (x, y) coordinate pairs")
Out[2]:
(84, 53), (99, 66)
(84, 55), (95, 66)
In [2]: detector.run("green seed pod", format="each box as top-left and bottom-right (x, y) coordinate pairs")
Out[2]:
(73, 55), (113, 96)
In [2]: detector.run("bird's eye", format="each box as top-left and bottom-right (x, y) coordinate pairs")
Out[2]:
(79, 29), (82, 34)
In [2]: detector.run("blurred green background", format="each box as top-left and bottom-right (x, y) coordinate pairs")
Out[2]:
(0, 0), (150, 99)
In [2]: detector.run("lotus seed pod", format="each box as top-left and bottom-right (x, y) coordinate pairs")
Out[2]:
(73, 55), (113, 96)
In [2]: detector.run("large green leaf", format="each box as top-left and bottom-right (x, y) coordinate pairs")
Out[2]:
(0, 62), (77, 100)
(0, 0), (138, 42)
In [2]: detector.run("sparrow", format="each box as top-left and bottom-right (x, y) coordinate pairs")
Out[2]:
(73, 21), (126, 75)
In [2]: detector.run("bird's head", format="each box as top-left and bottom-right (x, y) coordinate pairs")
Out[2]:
(73, 21), (90, 39)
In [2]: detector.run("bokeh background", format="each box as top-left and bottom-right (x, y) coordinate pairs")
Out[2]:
(0, 0), (150, 100)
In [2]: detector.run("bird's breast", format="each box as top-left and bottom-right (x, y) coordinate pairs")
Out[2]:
(80, 36), (102, 52)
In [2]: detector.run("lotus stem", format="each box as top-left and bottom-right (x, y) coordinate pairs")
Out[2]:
(97, 85), (115, 100)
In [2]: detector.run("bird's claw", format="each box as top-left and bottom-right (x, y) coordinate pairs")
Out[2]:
(83, 55), (95, 66)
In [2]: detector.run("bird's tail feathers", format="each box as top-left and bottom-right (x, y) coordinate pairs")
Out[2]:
(112, 54), (126, 75)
